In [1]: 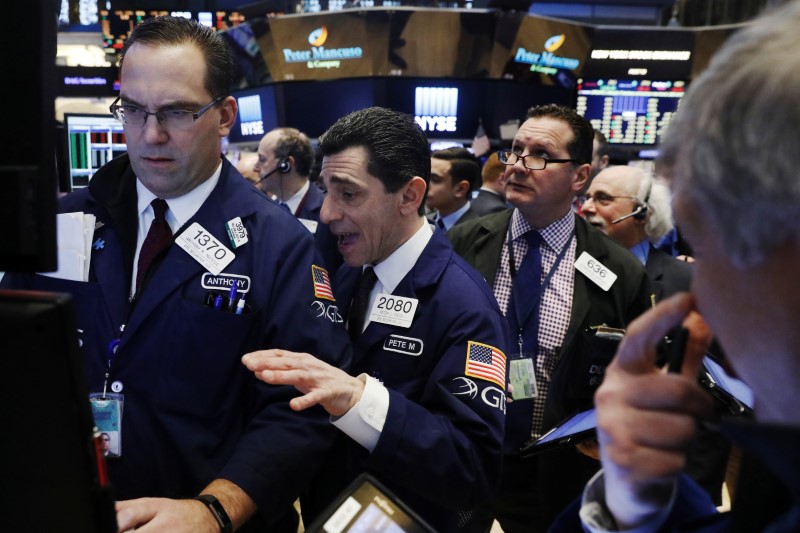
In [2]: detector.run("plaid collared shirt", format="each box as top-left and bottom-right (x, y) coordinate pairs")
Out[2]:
(493, 208), (576, 437)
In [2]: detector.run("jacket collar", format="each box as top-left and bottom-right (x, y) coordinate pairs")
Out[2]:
(338, 230), (452, 366)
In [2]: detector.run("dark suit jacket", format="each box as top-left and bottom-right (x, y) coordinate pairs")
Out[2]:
(429, 205), (480, 232)
(448, 209), (650, 425)
(645, 244), (692, 301)
(448, 209), (651, 524)
(470, 189), (508, 217)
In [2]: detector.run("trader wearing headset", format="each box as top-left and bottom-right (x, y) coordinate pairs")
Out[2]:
(581, 166), (689, 301)
(253, 127), (341, 272)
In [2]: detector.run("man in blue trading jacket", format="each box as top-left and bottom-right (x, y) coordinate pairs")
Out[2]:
(448, 105), (651, 532)
(252, 127), (341, 273)
(243, 107), (508, 531)
(1, 16), (350, 532)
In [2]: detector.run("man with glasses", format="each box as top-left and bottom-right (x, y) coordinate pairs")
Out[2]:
(449, 104), (650, 532)
(2, 16), (350, 533)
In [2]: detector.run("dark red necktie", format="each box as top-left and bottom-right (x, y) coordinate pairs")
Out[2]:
(136, 198), (172, 293)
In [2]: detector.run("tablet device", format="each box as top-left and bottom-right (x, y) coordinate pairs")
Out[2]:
(702, 355), (754, 415)
(305, 473), (436, 533)
(519, 407), (597, 457)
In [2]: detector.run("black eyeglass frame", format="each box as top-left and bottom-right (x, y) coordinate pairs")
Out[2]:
(497, 149), (578, 170)
(109, 95), (225, 127)
(580, 191), (639, 206)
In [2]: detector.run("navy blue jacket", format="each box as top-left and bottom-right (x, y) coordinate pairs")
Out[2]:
(1, 155), (352, 526)
(302, 229), (508, 531)
(551, 420), (800, 533)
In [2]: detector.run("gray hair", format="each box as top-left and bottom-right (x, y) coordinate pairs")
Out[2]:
(639, 173), (673, 243)
(658, 2), (800, 268)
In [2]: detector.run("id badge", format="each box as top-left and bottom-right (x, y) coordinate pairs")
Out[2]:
(509, 355), (538, 401)
(89, 392), (124, 458)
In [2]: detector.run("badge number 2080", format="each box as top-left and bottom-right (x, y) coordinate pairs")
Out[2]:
(176, 222), (236, 276)
(368, 294), (418, 329)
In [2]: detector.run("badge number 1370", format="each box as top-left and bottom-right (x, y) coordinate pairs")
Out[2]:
(176, 222), (235, 275)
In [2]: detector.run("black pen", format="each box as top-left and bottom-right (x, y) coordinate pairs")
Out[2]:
(668, 326), (689, 373)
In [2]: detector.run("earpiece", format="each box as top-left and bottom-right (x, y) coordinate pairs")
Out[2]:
(278, 158), (291, 174)
(612, 176), (652, 224)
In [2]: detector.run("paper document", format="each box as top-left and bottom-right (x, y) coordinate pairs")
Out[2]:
(40, 212), (96, 282)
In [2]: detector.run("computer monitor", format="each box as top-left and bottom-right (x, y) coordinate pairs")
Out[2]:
(575, 78), (686, 146)
(0, 289), (116, 532)
(64, 114), (127, 191)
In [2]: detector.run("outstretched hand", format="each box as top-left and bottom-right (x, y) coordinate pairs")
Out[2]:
(594, 292), (715, 529)
(242, 349), (364, 417)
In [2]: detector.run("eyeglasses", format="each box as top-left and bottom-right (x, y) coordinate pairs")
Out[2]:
(109, 96), (224, 130)
(580, 191), (638, 207)
(497, 150), (577, 170)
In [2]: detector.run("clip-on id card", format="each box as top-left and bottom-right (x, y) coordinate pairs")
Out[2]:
(509, 355), (538, 401)
(89, 393), (123, 457)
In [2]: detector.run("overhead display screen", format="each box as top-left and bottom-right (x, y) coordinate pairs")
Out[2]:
(576, 78), (685, 146)
(490, 11), (592, 89)
(262, 11), (391, 81)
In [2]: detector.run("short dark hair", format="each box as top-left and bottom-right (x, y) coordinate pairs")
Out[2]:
(319, 107), (431, 215)
(431, 147), (481, 193)
(525, 104), (593, 165)
(120, 16), (234, 100)
(272, 127), (314, 177)
(594, 130), (610, 157)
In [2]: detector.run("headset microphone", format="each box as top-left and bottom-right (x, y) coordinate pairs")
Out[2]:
(256, 158), (291, 184)
(611, 206), (644, 224)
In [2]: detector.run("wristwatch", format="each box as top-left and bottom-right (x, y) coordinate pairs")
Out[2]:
(195, 494), (233, 533)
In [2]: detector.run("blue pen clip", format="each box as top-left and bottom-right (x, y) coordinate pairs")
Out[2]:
(228, 280), (238, 311)
(213, 294), (224, 310)
(235, 294), (246, 315)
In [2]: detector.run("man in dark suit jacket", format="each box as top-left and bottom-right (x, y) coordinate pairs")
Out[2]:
(448, 105), (650, 532)
(471, 151), (509, 217)
(581, 165), (692, 302)
(427, 147), (482, 231)
(581, 165), (729, 504)
(253, 127), (341, 272)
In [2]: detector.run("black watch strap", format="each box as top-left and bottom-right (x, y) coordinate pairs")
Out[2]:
(195, 494), (233, 533)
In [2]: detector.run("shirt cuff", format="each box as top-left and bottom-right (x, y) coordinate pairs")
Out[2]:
(331, 374), (389, 452)
(579, 470), (676, 533)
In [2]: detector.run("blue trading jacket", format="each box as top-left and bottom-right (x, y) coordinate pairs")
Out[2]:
(302, 229), (508, 531)
(1, 154), (352, 527)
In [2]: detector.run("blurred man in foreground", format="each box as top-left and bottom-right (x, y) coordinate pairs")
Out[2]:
(555, 3), (800, 530)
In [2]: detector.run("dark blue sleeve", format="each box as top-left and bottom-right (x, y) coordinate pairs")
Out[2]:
(216, 216), (353, 520)
(365, 261), (508, 511)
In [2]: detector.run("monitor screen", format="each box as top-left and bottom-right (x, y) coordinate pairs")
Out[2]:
(228, 85), (282, 144)
(281, 78), (376, 139)
(576, 78), (685, 146)
(385, 78), (484, 141)
(0, 290), (115, 532)
(64, 114), (127, 191)
(100, 9), (245, 51)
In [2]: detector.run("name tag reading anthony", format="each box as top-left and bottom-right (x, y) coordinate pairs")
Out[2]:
(176, 222), (235, 276)
(368, 294), (418, 329)
(574, 251), (617, 291)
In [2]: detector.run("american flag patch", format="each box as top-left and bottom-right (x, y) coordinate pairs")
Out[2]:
(465, 341), (507, 390)
(312, 265), (335, 301)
